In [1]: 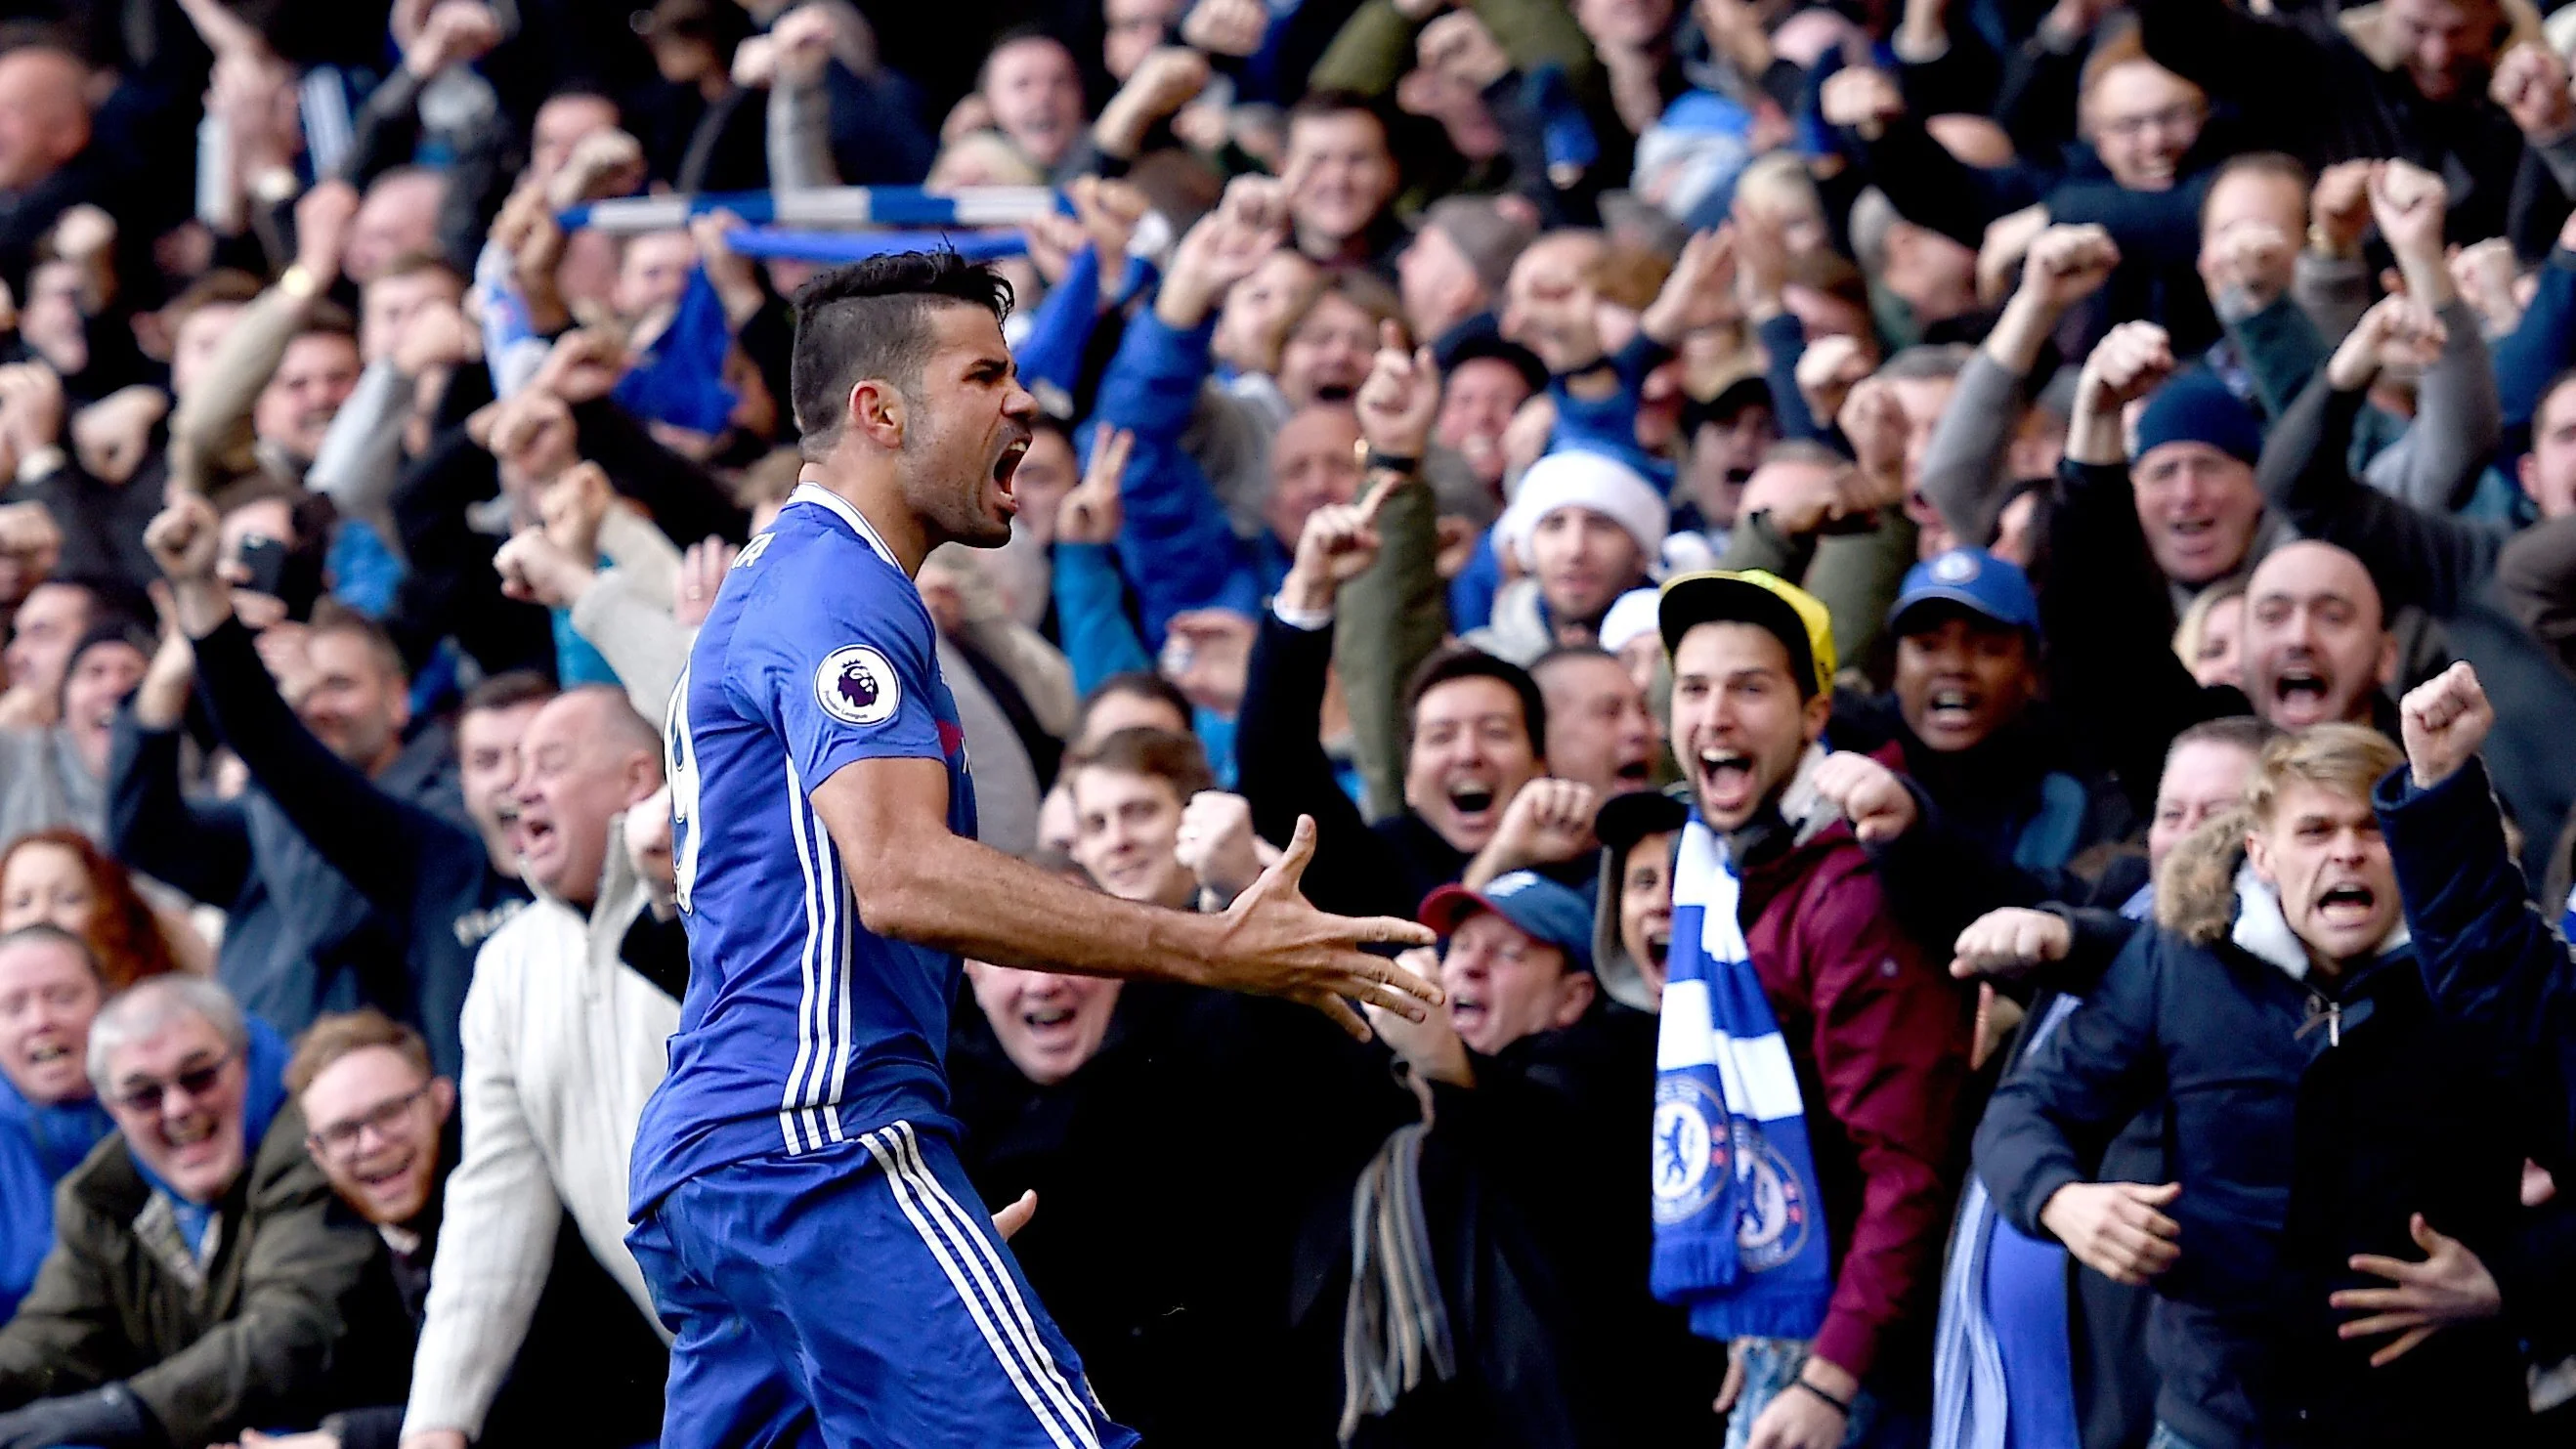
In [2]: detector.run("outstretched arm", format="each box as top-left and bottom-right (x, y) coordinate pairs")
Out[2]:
(814, 761), (1437, 1036)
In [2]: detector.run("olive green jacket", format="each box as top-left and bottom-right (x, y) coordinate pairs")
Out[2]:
(0, 1102), (404, 1447)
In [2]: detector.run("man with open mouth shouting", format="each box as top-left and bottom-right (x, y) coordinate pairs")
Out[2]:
(1980, 722), (2554, 1449)
(1653, 570), (1972, 1449)
(627, 251), (1440, 1449)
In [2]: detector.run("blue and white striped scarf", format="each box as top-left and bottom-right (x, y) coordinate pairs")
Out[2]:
(1650, 746), (1835, 1342)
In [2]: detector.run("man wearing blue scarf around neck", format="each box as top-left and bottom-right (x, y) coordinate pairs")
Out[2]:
(1653, 570), (1973, 1449)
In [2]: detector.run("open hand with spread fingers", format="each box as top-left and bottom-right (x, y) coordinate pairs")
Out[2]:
(1200, 816), (1442, 1038)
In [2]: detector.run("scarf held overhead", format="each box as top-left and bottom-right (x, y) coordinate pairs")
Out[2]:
(1650, 801), (1833, 1342)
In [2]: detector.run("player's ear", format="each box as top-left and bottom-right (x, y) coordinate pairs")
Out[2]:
(849, 377), (906, 449)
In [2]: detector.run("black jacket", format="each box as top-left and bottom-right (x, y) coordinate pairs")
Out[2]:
(951, 982), (1407, 1448)
(1237, 611), (1471, 920)
(2375, 757), (2576, 1362)
(1352, 1006), (1721, 1449)
(329, 1124), (668, 1449)
(1977, 830), (2541, 1448)
(190, 617), (530, 1078)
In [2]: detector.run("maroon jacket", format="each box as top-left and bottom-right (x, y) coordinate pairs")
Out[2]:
(1737, 818), (1974, 1381)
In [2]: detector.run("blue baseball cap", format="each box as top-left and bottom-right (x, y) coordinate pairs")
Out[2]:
(1420, 871), (1596, 974)
(1889, 548), (2039, 636)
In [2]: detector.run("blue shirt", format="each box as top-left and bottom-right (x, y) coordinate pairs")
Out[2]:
(630, 484), (977, 1215)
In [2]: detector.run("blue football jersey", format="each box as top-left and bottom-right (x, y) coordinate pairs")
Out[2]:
(630, 483), (976, 1215)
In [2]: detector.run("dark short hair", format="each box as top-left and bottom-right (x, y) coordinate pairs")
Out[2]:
(163, 269), (265, 332)
(460, 669), (556, 717)
(310, 599), (408, 686)
(1081, 671), (1192, 732)
(2535, 366), (2576, 430)
(789, 251), (1015, 461)
(1069, 726), (1217, 801)
(1289, 88), (1387, 137)
(295, 299), (359, 345)
(1405, 646), (1547, 761)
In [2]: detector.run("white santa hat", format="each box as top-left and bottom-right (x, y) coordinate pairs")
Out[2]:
(1493, 449), (1671, 574)
(1599, 588), (1663, 654)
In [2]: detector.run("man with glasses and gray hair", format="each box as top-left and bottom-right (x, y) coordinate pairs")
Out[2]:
(0, 975), (404, 1449)
(279, 1009), (666, 1449)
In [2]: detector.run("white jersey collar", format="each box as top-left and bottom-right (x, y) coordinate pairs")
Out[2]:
(789, 482), (901, 571)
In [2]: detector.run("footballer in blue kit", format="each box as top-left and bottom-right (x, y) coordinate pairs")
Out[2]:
(625, 250), (1443, 1448)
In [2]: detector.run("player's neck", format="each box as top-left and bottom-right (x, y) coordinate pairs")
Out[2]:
(798, 466), (932, 577)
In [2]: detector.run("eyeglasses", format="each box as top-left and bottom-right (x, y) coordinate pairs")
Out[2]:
(306, 1086), (432, 1161)
(111, 1051), (236, 1114)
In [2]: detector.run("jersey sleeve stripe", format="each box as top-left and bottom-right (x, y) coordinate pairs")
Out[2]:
(885, 1122), (1101, 1443)
(861, 1126), (1092, 1449)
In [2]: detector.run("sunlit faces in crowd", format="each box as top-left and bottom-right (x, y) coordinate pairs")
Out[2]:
(1670, 621), (1829, 831)
(1438, 349), (1540, 489)
(2381, 0), (2506, 103)
(0, 928), (101, 1107)
(1619, 831), (1676, 999)
(613, 229), (699, 322)
(2147, 721), (2266, 871)
(965, 959), (1123, 1087)
(1004, 422), (1081, 545)
(2131, 438), (2264, 587)
(1212, 249), (1323, 379)
(1277, 277), (1399, 406)
(0, 48), (91, 193)
(250, 323), (364, 462)
(512, 688), (665, 907)
(289, 1014), (453, 1226)
(2518, 372), (2576, 519)
(2242, 727), (2407, 970)
(1529, 506), (1650, 633)
(1892, 606), (2038, 754)
(2174, 578), (2247, 690)
(981, 34), (1086, 170)
(59, 630), (147, 778)
(1102, 0), (1183, 79)
(1403, 654), (1547, 853)
(1502, 231), (1610, 374)
(296, 617), (415, 776)
(2240, 541), (2395, 731)
(359, 258), (467, 366)
(1395, 222), (1490, 344)
(1264, 405), (1364, 550)
(528, 91), (621, 187)
(345, 168), (447, 285)
(1065, 728), (1215, 910)
(1878, 348), (1967, 492)
(2080, 59), (2208, 192)
(3, 579), (94, 715)
(93, 978), (251, 1206)
(2197, 155), (2307, 300)
(1281, 99), (1398, 260)
(455, 676), (556, 872)
(1531, 648), (1656, 797)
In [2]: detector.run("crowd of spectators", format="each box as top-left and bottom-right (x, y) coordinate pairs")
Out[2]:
(0, 0), (2567, 1445)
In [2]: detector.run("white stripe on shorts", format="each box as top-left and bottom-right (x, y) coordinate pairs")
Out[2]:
(860, 1126), (1093, 1448)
